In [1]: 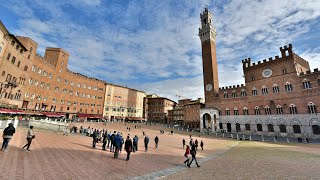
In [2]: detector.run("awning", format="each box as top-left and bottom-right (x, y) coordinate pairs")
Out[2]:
(42, 112), (66, 117)
(126, 117), (145, 121)
(78, 114), (104, 119)
(114, 116), (124, 119)
(21, 111), (44, 116)
(0, 109), (24, 114)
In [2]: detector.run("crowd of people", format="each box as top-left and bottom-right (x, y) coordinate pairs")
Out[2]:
(182, 135), (204, 168)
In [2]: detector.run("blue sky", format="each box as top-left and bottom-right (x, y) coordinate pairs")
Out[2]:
(1, 0), (320, 101)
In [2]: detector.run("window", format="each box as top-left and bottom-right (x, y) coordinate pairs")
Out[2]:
(69, 90), (73, 95)
(16, 45), (19, 50)
(77, 83), (81, 88)
(11, 41), (15, 46)
(17, 61), (20, 67)
(289, 104), (297, 114)
(54, 86), (59, 92)
(225, 108), (230, 115)
(252, 88), (258, 96)
(267, 124), (274, 132)
(59, 68), (63, 73)
(251, 75), (255, 81)
(65, 79), (68, 84)
(49, 73), (53, 79)
(11, 56), (16, 64)
(265, 105), (271, 115)
(257, 124), (263, 131)
(303, 79), (311, 89)
(240, 89), (246, 97)
(243, 107), (249, 115)
(312, 125), (320, 134)
(43, 71), (47, 77)
(82, 84), (86, 88)
(24, 92), (29, 98)
(40, 82), (45, 88)
(276, 105), (283, 115)
(93, 86), (98, 90)
(43, 96), (47, 102)
(63, 89), (67, 94)
(279, 124), (287, 133)
(87, 94), (90, 98)
(236, 123), (241, 132)
(46, 84), (50, 90)
(24, 66), (28, 71)
(32, 66), (36, 72)
(273, 84), (280, 93)
(308, 102), (317, 114)
(92, 95), (96, 99)
(285, 82), (293, 92)
(245, 124), (251, 131)
(34, 80), (38, 86)
(38, 68), (42, 74)
(98, 88), (103, 91)
(60, 100), (65, 104)
(262, 86), (268, 95)
(255, 106), (260, 115)
(7, 53), (11, 60)
(223, 91), (228, 98)
(282, 68), (287, 74)
(70, 81), (74, 86)
(293, 125), (301, 134)
(234, 107), (239, 115)
(75, 92), (79, 96)
(232, 90), (237, 98)
(2, 71), (5, 76)
(88, 86), (91, 89)
(57, 77), (61, 82)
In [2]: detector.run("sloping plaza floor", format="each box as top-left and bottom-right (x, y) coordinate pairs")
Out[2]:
(0, 123), (320, 180)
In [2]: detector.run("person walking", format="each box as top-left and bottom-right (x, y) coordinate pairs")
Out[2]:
(125, 135), (133, 161)
(184, 145), (191, 165)
(102, 131), (108, 150)
(110, 131), (115, 152)
(187, 142), (200, 168)
(92, 129), (97, 148)
(195, 139), (198, 151)
(144, 135), (149, 152)
(114, 133), (123, 158)
(1, 123), (15, 151)
(200, 140), (204, 150)
(182, 139), (186, 149)
(22, 126), (35, 151)
(133, 135), (138, 152)
(154, 136), (159, 149)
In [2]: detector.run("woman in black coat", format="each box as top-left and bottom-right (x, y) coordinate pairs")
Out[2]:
(125, 135), (133, 161)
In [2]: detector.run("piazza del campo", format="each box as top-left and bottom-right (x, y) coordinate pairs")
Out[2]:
(0, 1), (320, 180)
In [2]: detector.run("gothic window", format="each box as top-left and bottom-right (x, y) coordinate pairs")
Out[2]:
(38, 68), (42, 74)
(245, 124), (251, 131)
(303, 79), (311, 89)
(240, 89), (247, 97)
(255, 106), (260, 115)
(236, 123), (241, 132)
(218, 109), (221, 116)
(224, 91), (228, 98)
(252, 87), (258, 96)
(43, 71), (47, 77)
(273, 84), (280, 93)
(57, 77), (61, 82)
(225, 108), (230, 116)
(232, 90), (237, 98)
(308, 102), (317, 114)
(262, 86), (268, 95)
(63, 89), (67, 94)
(279, 124), (287, 133)
(312, 125), (320, 134)
(276, 105), (283, 115)
(257, 124), (263, 131)
(17, 61), (20, 67)
(285, 82), (293, 92)
(234, 107), (239, 115)
(243, 107), (249, 115)
(293, 125), (301, 134)
(11, 56), (16, 64)
(265, 105), (271, 115)
(289, 104), (297, 114)
(267, 124), (274, 132)
(318, 79), (320, 86)
(65, 79), (68, 84)
(54, 86), (59, 92)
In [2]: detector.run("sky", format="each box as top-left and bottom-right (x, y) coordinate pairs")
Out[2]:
(1, 0), (320, 102)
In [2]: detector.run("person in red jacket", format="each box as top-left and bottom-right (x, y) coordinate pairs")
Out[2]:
(184, 145), (191, 165)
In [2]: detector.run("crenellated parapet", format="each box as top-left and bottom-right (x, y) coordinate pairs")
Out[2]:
(219, 84), (245, 91)
(298, 68), (320, 76)
(66, 69), (107, 84)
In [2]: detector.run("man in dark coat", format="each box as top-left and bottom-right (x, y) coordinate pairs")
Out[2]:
(125, 135), (133, 161)
(154, 136), (159, 149)
(102, 131), (108, 150)
(133, 135), (138, 152)
(92, 129), (97, 148)
(1, 123), (15, 151)
(188, 142), (200, 168)
(144, 135), (149, 152)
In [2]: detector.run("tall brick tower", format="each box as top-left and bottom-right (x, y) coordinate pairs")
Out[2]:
(199, 7), (219, 102)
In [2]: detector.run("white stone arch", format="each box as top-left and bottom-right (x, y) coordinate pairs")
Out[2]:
(290, 119), (302, 126)
(276, 104), (282, 108)
(302, 78), (309, 82)
(265, 118), (275, 125)
(252, 87), (257, 90)
(234, 107), (238, 110)
(199, 108), (220, 133)
(273, 84), (279, 87)
(277, 119), (287, 125)
(254, 118), (263, 125)
(309, 118), (320, 126)
(285, 82), (291, 85)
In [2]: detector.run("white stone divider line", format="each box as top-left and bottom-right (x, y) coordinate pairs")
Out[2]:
(128, 142), (240, 180)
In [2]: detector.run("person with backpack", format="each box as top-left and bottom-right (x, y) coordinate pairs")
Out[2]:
(125, 135), (133, 161)
(21, 126), (35, 151)
(1, 123), (15, 151)
(187, 142), (200, 168)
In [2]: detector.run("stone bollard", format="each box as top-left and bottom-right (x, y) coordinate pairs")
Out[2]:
(222, 133), (225, 137)
(262, 135), (264, 142)
(286, 138), (289, 143)
(231, 134), (234, 139)
(237, 134), (239, 140)
(274, 136), (277, 142)
(249, 135), (252, 141)
(242, 135), (245, 140)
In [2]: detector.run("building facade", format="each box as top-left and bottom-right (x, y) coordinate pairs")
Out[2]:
(0, 21), (146, 120)
(145, 94), (176, 123)
(198, 8), (320, 138)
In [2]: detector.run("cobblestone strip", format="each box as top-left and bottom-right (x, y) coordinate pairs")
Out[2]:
(129, 141), (240, 180)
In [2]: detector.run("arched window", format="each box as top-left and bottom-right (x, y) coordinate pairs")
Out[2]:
(312, 125), (320, 134)
(245, 124), (251, 131)
(262, 86), (268, 95)
(257, 124), (263, 131)
(303, 79), (311, 89)
(276, 105), (283, 115)
(225, 108), (230, 115)
(254, 106), (260, 115)
(273, 84), (280, 93)
(289, 104), (297, 114)
(236, 123), (241, 132)
(293, 125), (301, 134)
(279, 124), (287, 133)
(285, 82), (293, 92)
(252, 87), (258, 96)
(224, 91), (228, 98)
(243, 107), (249, 115)
(308, 102), (317, 114)
(234, 107), (239, 115)
(265, 105), (271, 115)
(267, 124), (274, 132)
(240, 89), (247, 97)
(232, 90), (237, 98)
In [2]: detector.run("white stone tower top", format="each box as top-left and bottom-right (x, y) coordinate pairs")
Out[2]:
(199, 7), (217, 43)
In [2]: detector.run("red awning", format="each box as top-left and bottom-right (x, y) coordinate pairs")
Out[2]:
(78, 114), (103, 119)
(0, 109), (24, 114)
(42, 112), (66, 117)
